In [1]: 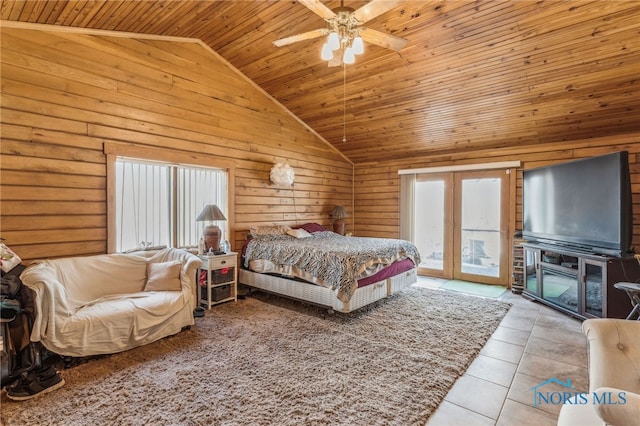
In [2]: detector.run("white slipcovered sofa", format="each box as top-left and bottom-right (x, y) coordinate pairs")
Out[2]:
(20, 248), (201, 357)
(557, 319), (640, 426)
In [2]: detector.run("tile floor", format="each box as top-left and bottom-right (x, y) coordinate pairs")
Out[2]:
(415, 276), (589, 426)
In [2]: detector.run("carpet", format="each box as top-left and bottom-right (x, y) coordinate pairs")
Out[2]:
(441, 279), (507, 298)
(0, 287), (511, 426)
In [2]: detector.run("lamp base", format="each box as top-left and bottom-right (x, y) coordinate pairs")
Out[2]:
(333, 220), (346, 236)
(203, 225), (221, 253)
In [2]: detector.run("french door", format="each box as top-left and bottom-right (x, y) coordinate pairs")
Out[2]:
(414, 169), (509, 285)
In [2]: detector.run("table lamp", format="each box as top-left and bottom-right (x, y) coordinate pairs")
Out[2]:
(329, 205), (348, 236)
(196, 204), (227, 253)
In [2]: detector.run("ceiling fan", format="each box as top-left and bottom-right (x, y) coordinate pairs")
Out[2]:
(273, 0), (408, 66)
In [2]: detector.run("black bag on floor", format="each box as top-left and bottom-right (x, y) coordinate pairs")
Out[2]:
(1, 264), (40, 388)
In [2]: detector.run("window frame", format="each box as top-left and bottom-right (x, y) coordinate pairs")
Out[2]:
(105, 143), (234, 254)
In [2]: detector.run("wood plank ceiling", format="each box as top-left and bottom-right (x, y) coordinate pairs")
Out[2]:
(2, 0), (640, 163)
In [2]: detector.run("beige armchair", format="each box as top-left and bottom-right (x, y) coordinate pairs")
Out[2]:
(557, 319), (640, 426)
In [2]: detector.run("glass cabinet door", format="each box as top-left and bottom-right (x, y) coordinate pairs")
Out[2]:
(582, 260), (604, 318)
(524, 247), (539, 295)
(541, 266), (578, 313)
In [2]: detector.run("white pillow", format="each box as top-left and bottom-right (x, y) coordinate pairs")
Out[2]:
(286, 228), (312, 239)
(144, 260), (182, 291)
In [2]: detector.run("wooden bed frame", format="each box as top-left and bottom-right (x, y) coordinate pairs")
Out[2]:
(239, 267), (418, 313)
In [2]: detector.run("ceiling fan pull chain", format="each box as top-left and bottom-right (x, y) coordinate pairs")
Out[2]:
(343, 63), (347, 143)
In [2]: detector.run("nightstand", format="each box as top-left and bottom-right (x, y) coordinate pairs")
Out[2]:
(197, 252), (237, 309)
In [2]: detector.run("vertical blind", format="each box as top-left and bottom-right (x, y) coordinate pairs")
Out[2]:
(115, 158), (227, 252)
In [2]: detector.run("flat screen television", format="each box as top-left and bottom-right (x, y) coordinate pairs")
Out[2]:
(522, 151), (633, 257)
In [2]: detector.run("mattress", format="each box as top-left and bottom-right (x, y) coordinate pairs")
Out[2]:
(240, 267), (417, 313)
(244, 230), (421, 302)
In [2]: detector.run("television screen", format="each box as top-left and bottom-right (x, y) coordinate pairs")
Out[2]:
(522, 151), (632, 256)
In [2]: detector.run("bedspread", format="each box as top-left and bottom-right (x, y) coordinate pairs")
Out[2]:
(243, 231), (421, 302)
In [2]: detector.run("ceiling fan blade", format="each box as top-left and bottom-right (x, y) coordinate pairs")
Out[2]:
(298, 0), (336, 20)
(328, 51), (343, 67)
(353, 0), (406, 23)
(360, 27), (408, 51)
(273, 28), (329, 47)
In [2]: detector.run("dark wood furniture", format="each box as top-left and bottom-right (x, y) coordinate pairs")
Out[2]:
(522, 242), (640, 320)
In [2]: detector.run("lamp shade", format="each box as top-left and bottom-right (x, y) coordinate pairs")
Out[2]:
(352, 36), (364, 55)
(321, 42), (334, 61)
(270, 162), (295, 187)
(196, 205), (227, 222)
(343, 46), (356, 64)
(327, 32), (340, 50)
(329, 205), (348, 220)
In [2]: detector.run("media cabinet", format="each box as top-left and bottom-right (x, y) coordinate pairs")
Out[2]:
(522, 242), (640, 320)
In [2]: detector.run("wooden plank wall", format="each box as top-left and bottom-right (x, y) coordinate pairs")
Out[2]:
(0, 24), (353, 264)
(355, 135), (640, 253)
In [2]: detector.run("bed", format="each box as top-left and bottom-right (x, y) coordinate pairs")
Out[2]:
(239, 223), (421, 313)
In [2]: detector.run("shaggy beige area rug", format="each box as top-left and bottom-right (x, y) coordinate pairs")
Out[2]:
(1, 286), (510, 425)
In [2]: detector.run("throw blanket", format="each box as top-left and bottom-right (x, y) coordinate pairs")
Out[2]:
(244, 231), (421, 302)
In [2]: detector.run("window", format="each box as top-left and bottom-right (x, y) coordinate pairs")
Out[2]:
(115, 158), (228, 252)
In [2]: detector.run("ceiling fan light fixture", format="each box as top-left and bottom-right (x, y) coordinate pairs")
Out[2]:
(273, 0), (408, 67)
(343, 46), (356, 64)
(352, 35), (364, 55)
(327, 32), (340, 50)
(321, 42), (334, 60)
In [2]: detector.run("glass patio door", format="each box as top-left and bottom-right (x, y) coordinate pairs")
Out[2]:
(413, 169), (509, 285)
(414, 173), (452, 278)
(454, 171), (509, 285)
